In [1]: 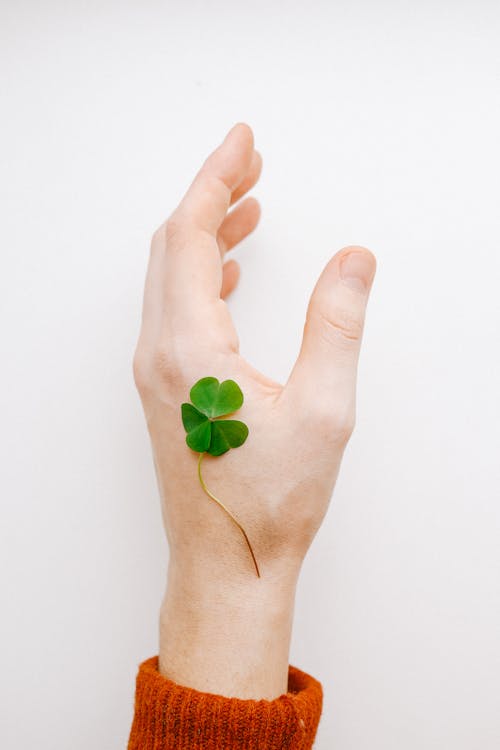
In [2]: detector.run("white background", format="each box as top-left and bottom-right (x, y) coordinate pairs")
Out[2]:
(1, 2), (499, 748)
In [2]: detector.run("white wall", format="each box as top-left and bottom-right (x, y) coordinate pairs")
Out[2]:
(1, 2), (499, 748)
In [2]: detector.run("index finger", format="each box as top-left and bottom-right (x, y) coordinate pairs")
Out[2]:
(140, 124), (258, 344)
(177, 122), (256, 235)
(164, 123), (256, 306)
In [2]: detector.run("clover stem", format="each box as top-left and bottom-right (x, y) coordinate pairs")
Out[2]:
(197, 452), (260, 579)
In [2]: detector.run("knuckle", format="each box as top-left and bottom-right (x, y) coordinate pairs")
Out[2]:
(132, 347), (151, 394)
(151, 213), (184, 248)
(152, 344), (175, 378)
(313, 306), (364, 346)
(151, 222), (166, 247)
(152, 341), (187, 390)
(312, 403), (356, 445)
(132, 338), (189, 399)
(333, 410), (356, 443)
(165, 213), (183, 242)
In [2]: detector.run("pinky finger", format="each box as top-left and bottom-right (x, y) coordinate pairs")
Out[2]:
(220, 259), (240, 299)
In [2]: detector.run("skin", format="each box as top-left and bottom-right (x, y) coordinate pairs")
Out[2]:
(133, 123), (376, 700)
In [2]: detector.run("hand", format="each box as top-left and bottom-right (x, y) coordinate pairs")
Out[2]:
(133, 123), (376, 698)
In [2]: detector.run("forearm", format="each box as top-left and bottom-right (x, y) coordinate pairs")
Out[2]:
(128, 555), (324, 750)
(159, 557), (300, 699)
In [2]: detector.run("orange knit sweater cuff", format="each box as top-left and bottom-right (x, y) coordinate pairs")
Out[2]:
(127, 656), (323, 750)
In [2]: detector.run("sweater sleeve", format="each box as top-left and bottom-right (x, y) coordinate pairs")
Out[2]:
(127, 655), (323, 750)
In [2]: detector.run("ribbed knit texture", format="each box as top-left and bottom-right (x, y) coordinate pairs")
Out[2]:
(127, 656), (323, 749)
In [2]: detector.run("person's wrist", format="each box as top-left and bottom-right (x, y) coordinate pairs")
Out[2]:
(158, 555), (301, 699)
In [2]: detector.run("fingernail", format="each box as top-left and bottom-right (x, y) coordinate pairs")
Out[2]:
(340, 251), (374, 293)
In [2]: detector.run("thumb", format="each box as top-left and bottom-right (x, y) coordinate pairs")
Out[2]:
(286, 246), (376, 436)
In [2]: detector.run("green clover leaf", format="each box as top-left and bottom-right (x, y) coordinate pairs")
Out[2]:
(180, 376), (259, 577)
(190, 376), (244, 418)
(208, 419), (249, 456)
(181, 376), (248, 456)
(181, 403), (212, 452)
